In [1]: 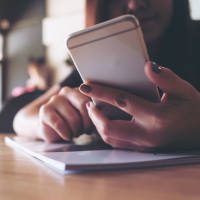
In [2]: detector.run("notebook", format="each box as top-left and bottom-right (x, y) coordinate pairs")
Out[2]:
(5, 136), (200, 174)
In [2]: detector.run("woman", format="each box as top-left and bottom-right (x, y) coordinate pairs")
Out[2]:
(14, 0), (200, 151)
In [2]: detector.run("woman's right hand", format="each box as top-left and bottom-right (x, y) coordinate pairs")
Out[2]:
(38, 87), (92, 142)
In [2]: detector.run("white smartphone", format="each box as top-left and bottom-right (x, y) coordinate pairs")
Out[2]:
(67, 15), (160, 118)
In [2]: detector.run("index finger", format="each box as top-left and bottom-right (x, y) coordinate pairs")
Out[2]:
(79, 83), (156, 120)
(59, 87), (92, 130)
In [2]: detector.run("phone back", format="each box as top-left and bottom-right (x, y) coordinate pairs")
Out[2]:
(67, 15), (159, 103)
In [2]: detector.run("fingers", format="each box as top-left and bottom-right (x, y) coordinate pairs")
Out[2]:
(86, 102), (155, 150)
(38, 87), (92, 142)
(80, 82), (155, 120)
(59, 87), (92, 130)
(86, 102), (135, 149)
(39, 123), (64, 143)
(145, 62), (198, 99)
(86, 102), (110, 138)
(39, 103), (72, 141)
(48, 95), (82, 135)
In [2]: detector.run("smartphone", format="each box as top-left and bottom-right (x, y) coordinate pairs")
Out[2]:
(67, 15), (160, 118)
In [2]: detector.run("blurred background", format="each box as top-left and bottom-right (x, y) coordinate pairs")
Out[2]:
(0, 0), (199, 109)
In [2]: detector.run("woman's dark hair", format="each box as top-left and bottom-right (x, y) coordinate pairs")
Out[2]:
(172, 0), (191, 28)
(157, 0), (198, 85)
(95, 0), (192, 59)
(96, 0), (191, 26)
(95, 0), (200, 90)
(96, 0), (191, 41)
(158, 0), (191, 61)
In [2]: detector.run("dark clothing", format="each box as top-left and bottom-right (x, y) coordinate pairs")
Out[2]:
(59, 69), (82, 88)
(0, 90), (45, 133)
(153, 21), (200, 91)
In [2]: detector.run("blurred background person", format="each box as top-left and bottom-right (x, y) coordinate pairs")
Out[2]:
(11, 57), (52, 97)
(0, 57), (52, 133)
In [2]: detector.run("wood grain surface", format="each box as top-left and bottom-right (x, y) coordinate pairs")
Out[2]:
(1, 134), (200, 200)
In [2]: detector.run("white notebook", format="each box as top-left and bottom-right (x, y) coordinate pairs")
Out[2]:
(5, 136), (200, 174)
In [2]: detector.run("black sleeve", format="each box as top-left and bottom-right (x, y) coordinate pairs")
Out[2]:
(59, 70), (83, 88)
(0, 90), (45, 133)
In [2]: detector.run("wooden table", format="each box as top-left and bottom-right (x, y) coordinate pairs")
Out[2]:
(1, 134), (200, 200)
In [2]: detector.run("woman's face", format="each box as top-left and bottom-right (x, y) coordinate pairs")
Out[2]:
(108, 0), (174, 43)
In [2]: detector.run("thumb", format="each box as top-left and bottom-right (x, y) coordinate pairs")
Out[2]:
(145, 62), (197, 99)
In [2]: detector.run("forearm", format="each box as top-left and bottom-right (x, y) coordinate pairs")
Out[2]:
(13, 106), (41, 139)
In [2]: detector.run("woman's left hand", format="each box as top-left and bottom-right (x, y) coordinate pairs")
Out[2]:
(79, 62), (200, 151)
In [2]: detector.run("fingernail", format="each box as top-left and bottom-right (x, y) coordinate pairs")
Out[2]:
(80, 84), (92, 93)
(151, 62), (162, 74)
(115, 95), (127, 107)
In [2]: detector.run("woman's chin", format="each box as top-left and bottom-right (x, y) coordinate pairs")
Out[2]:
(143, 27), (163, 45)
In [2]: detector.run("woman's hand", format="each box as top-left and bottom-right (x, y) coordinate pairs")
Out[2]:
(79, 62), (200, 151)
(38, 87), (92, 142)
